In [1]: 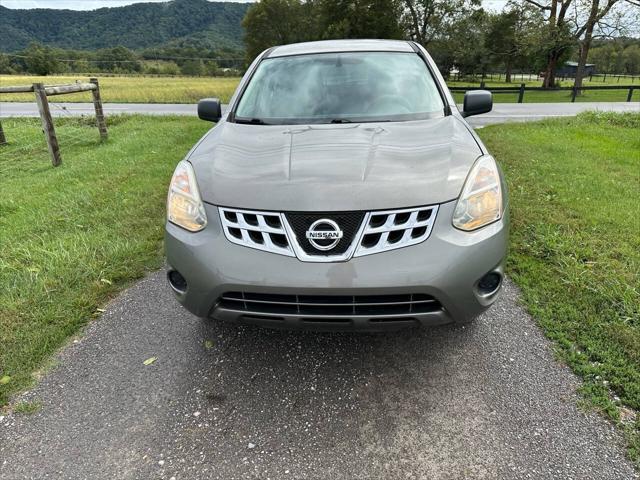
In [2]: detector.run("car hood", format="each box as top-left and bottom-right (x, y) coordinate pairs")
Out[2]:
(188, 116), (482, 211)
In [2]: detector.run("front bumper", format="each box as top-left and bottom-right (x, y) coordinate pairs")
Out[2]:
(165, 200), (508, 331)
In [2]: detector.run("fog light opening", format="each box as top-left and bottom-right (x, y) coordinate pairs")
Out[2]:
(168, 270), (187, 294)
(477, 271), (502, 296)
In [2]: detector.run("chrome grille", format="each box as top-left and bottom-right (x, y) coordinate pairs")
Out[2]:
(218, 207), (294, 257)
(218, 291), (441, 316)
(355, 206), (438, 257)
(218, 205), (438, 261)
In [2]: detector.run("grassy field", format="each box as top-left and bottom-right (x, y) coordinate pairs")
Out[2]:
(1, 74), (637, 104)
(479, 111), (640, 465)
(0, 115), (209, 406)
(0, 75), (240, 104)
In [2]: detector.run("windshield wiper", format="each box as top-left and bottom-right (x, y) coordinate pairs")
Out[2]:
(330, 118), (353, 124)
(235, 117), (269, 125)
(329, 118), (395, 124)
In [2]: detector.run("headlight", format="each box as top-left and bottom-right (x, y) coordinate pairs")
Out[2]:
(167, 160), (207, 232)
(453, 155), (503, 231)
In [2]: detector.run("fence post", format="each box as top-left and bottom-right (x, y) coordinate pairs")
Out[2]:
(90, 77), (108, 141)
(570, 85), (578, 103)
(628, 87), (635, 102)
(33, 83), (62, 167)
(518, 83), (525, 103)
(0, 120), (7, 145)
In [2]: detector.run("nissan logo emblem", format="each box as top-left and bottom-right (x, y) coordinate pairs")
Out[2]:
(306, 219), (343, 251)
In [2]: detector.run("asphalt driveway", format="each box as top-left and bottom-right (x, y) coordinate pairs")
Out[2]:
(0, 272), (636, 479)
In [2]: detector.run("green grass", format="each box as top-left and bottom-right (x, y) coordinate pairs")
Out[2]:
(1, 74), (637, 104)
(0, 115), (209, 405)
(13, 400), (41, 415)
(478, 111), (640, 466)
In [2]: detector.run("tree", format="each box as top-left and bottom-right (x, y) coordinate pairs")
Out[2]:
(446, 10), (491, 77)
(402, 0), (480, 46)
(485, 6), (543, 82)
(522, 0), (636, 88)
(97, 46), (141, 73)
(242, 0), (319, 62)
(0, 53), (15, 74)
(621, 43), (640, 74)
(72, 59), (91, 73)
(522, 0), (578, 88)
(181, 59), (206, 76)
(572, 0), (625, 91)
(588, 39), (619, 70)
(319, 0), (405, 39)
(243, 0), (405, 62)
(204, 60), (220, 76)
(486, 11), (519, 82)
(23, 42), (60, 75)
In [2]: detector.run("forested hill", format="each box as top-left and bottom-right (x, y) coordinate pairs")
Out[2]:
(0, 0), (250, 52)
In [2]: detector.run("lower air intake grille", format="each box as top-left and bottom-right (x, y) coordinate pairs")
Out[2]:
(219, 292), (441, 316)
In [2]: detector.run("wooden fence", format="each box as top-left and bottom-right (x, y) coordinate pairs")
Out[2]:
(449, 83), (638, 103)
(452, 72), (640, 83)
(0, 77), (107, 166)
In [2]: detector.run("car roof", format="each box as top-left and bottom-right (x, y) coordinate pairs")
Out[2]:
(268, 39), (415, 58)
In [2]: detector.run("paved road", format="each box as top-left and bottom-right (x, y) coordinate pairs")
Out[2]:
(0, 274), (636, 479)
(1, 101), (638, 126)
(0, 101), (198, 118)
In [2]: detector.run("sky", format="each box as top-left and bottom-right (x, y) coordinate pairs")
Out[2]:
(1, 0), (510, 11)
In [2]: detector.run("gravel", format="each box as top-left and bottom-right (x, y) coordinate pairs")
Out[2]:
(0, 271), (637, 479)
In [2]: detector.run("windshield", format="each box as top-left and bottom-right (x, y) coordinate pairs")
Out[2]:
(234, 52), (445, 125)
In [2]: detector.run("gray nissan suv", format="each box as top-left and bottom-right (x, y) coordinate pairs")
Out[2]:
(165, 39), (508, 331)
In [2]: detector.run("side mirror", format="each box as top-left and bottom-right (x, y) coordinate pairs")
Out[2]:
(198, 98), (222, 122)
(461, 90), (492, 118)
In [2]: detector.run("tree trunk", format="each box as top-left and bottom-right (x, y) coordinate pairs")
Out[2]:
(404, 0), (424, 45)
(574, 42), (589, 92)
(574, 20), (596, 92)
(542, 53), (560, 88)
(541, 0), (560, 88)
(505, 61), (512, 83)
(575, 1), (619, 92)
